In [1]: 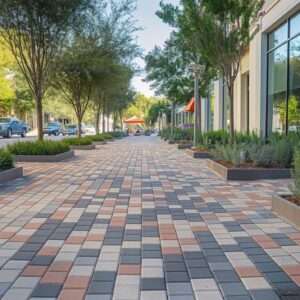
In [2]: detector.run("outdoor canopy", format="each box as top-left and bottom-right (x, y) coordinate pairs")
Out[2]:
(184, 98), (195, 113)
(124, 116), (145, 125)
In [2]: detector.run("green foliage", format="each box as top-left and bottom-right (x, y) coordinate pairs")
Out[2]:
(293, 148), (300, 197)
(89, 135), (105, 142)
(101, 133), (113, 140)
(63, 137), (92, 146)
(109, 131), (125, 139)
(212, 134), (296, 168)
(7, 141), (70, 156)
(146, 100), (171, 126)
(0, 149), (14, 171)
(212, 144), (246, 167)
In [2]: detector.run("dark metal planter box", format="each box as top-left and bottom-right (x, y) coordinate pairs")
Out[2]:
(168, 140), (176, 144)
(207, 159), (291, 181)
(14, 150), (74, 162)
(71, 144), (96, 150)
(0, 167), (23, 183)
(272, 195), (300, 229)
(186, 149), (212, 159)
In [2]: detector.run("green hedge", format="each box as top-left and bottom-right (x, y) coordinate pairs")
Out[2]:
(63, 137), (93, 146)
(7, 141), (70, 156)
(0, 149), (14, 171)
(89, 135), (105, 142)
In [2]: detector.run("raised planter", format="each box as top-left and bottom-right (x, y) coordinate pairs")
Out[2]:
(177, 143), (193, 150)
(93, 141), (107, 146)
(71, 144), (96, 150)
(14, 150), (74, 162)
(168, 140), (176, 145)
(207, 159), (291, 181)
(272, 194), (300, 229)
(0, 167), (23, 183)
(186, 149), (211, 159)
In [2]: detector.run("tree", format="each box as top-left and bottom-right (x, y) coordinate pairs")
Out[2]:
(0, 0), (89, 140)
(146, 100), (171, 129)
(158, 0), (263, 138)
(145, 33), (194, 138)
(53, 36), (102, 137)
(88, 0), (140, 133)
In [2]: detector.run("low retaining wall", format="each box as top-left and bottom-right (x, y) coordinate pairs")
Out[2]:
(207, 159), (291, 181)
(71, 144), (96, 150)
(14, 150), (74, 162)
(0, 167), (23, 183)
(272, 195), (300, 229)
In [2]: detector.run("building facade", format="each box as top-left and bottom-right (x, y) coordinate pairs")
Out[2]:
(212, 0), (300, 136)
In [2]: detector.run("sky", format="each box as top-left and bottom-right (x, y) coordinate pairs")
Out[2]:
(132, 0), (179, 97)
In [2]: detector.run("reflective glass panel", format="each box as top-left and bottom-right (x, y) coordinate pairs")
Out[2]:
(268, 44), (288, 133)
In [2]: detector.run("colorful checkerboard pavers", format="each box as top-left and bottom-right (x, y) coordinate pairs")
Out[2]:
(0, 136), (299, 299)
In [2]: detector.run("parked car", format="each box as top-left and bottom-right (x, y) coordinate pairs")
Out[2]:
(63, 124), (78, 136)
(0, 117), (27, 138)
(83, 125), (95, 135)
(43, 122), (62, 136)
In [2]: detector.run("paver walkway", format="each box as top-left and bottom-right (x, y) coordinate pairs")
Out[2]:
(0, 136), (299, 300)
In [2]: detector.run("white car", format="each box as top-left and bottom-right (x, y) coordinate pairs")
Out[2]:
(83, 125), (96, 135)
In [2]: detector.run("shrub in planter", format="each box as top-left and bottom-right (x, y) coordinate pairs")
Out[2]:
(292, 148), (300, 197)
(212, 144), (246, 167)
(109, 131), (125, 138)
(63, 137), (93, 146)
(0, 149), (14, 171)
(101, 133), (113, 140)
(7, 141), (70, 156)
(89, 135), (105, 142)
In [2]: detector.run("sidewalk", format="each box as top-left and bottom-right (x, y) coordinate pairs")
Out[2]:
(0, 136), (298, 300)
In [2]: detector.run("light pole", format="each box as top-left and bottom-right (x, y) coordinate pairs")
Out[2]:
(190, 64), (205, 147)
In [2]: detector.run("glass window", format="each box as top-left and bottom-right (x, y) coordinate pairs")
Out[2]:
(291, 13), (300, 38)
(268, 44), (288, 133)
(268, 23), (288, 50)
(288, 35), (300, 132)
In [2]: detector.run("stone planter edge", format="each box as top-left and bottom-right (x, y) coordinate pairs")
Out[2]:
(14, 150), (74, 162)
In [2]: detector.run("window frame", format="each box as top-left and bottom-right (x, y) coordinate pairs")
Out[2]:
(266, 11), (300, 136)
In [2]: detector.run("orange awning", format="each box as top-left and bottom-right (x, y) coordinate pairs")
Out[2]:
(124, 116), (144, 125)
(184, 98), (194, 113)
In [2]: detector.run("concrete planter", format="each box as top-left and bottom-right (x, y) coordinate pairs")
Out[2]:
(177, 143), (193, 150)
(207, 159), (291, 181)
(186, 149), (212, 159)
(93, 141), (107, 146)
(0, 167), (23, 183)
(272, 194), (300, 229)
(14, 150), (74, 162)
(70, 144), (96, 150)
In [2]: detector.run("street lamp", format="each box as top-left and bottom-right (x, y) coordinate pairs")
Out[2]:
(189, 63), (205, 147)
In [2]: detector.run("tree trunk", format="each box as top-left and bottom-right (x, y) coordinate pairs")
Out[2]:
(107, 113), (110, 132)
(76, 114), (82, 138)
(35, 96), (44, 141)
(95, 105), (101, 135)
(102, 109), (106, 133)
(228, 83), (235, 142)
(119, 111), (123, 131)
(171, 102), (175, 139)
